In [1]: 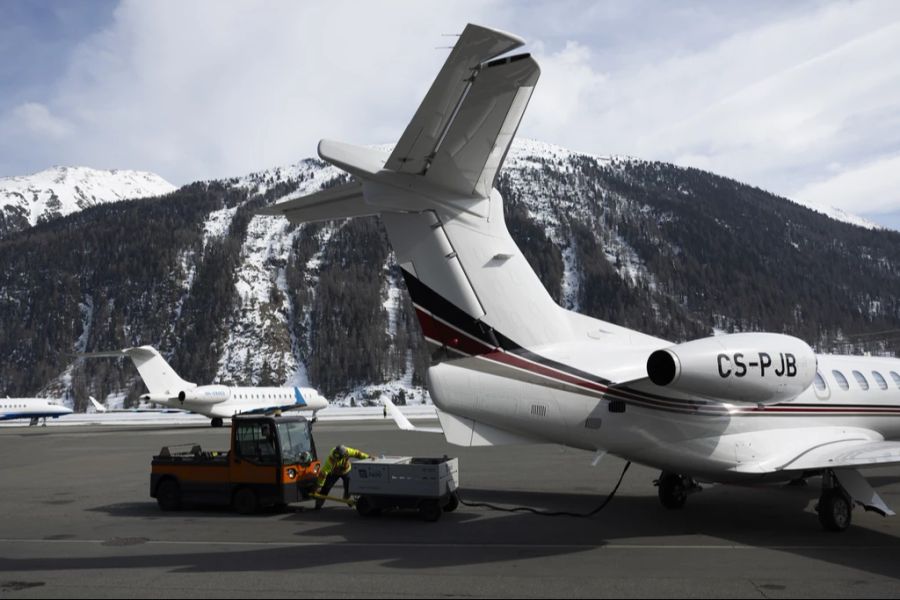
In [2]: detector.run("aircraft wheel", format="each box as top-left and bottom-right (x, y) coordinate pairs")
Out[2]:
(818, 490), (852, 532)
(156, 479), (182, 511)
(211, 418), (224, 428)
(657, 472), (688, 509)
(233, 487), (259, 515)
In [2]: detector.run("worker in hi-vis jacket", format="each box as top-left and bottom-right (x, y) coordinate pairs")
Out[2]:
(314, 444), (370, 509)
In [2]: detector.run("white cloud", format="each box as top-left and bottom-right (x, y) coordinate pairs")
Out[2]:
(794, 153), (900, 215)
(1, 0), (503, 183)
(2, 0), (899, 225)
(4, 102), (72, 139)
(516, 1), (900, 216)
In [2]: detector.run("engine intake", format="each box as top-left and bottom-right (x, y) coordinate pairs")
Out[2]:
(646, 333), (816, 404)
(178, 385), (229, 405)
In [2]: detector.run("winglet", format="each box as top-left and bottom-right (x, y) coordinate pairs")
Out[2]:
(382, 397), (443, 434)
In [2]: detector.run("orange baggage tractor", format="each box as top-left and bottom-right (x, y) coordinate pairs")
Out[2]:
(150, 414), (320, 513)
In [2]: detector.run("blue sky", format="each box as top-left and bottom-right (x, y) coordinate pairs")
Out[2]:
(2, 0), (900, 227)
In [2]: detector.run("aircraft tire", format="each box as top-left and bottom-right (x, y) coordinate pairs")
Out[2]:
(658, 472), (688, 509)
(211, 418), (224, 428)
(818, 490), (852, 532)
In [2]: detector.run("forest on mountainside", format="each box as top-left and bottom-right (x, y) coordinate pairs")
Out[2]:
(2, 146), (900, 407)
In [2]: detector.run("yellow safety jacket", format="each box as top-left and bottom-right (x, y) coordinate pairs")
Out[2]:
(317, 446), (370, 486)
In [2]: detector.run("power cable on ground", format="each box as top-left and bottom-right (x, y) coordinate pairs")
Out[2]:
(456, 461), (631, 518)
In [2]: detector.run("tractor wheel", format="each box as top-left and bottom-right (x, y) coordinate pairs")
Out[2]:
(232, 487), (259, 515)
(156, 479), (182, 511)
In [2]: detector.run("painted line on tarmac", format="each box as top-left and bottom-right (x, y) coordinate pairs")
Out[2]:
(0, 538), (895, 551)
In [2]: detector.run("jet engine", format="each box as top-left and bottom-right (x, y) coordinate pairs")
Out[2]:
(178, 385), (230, 405)
(646, 333), (816, 404)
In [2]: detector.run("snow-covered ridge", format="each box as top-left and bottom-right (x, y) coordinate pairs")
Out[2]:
(0, 166), (176, 230)
(508, 139), (876, 230)
(787, 198), (880, 230)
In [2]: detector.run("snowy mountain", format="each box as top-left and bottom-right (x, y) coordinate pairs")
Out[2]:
(787, 197), (880, 230)
(2, 139), (899, 410)
(0, 166), (176, 237)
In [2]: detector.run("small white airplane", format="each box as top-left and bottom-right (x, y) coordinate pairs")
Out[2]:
(81, 346), (328, 426)
(262, 24), (900, 531)
(0, 397), (73, 426)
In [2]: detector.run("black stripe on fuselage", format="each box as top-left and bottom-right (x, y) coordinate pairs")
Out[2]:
(399, 268), (900, 416)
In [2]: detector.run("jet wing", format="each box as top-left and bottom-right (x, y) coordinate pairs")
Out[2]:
(778, 438), (900, 471)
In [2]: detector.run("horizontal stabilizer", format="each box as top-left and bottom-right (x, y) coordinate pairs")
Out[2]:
(317, 140), (388, 179)
(258, 181), (370, 224)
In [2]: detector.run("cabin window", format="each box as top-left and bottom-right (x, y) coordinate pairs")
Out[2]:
(852, 370), (869, 391)
(891, 371), (900, 389)
(872, 371), (888, 390)
(234, 421), (278, 465)
(832, 370), (849, 391)
(813, 372), (827, 391)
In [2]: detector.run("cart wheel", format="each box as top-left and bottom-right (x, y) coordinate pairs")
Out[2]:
(356, 496), (378, 517)
(419, 500), (442, 522)
(156, 478), (181, 511)
(232, 487), (259, 515)
(444, 492), (459, 513)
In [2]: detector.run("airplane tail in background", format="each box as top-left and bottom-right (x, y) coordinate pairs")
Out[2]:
(81, 346), (196, 397)
(262, 24), (580, 355)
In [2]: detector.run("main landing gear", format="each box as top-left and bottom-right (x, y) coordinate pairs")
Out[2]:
(655, 471), (702, 509)
(210, 418), (224, 428)
(817, 470), (852, 532)
(654, 468), (887, 532)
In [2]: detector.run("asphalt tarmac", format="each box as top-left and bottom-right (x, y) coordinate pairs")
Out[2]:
(1, 420), (899, 598)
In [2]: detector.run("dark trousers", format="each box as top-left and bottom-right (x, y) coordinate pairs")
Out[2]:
(315, 472), (350, 508)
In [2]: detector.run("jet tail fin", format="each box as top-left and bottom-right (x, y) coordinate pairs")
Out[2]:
(89, 396), (107, 413)
(81, 347), (194, 397)
(386, 25), (525, 183)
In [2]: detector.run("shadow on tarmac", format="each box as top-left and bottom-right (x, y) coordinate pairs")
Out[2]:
(5, 481), (900, 580)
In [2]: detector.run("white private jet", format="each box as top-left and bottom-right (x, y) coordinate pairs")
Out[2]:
(0, 397), (73, 426)
(82, 346), (328, 427)
(262, 24), (900, 531)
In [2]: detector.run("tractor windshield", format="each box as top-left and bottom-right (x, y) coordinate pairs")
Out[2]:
(277, 421), (313, 465)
